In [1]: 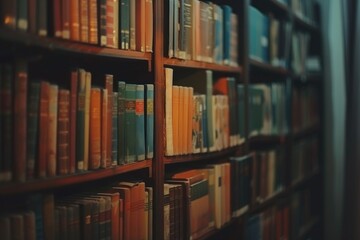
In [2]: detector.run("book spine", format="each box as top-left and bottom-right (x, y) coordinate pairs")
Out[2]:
(84, 72), (92, 170)
(0, 65), (13, 182)
(69, 70), (78, 173)
(90, 88), (101, 169)
(10, 214), (24, 240)
(57, 89), (70, 176)
(105, 74), (113, 167)
(17, 0), (28, 30)
(206, 70), (214, 151)
(135, 85), (145, 161)
(112, 92), (118, 165)
(24, 211), (36, 240)
(61, 0), (70, 39)
(183, 0), (192, 59)
(43, 194), (55, 240)
(76, 69), (86, 171)
(47, 84), (59, 177)
(145, 84), (154, 159)
(119, 198), (124, 240)
(70, 0), (80, 40)
(101, 89), (108, 168)
(124, 0), (130, 49)
(80, 0), (89, 42)
(117, 81), (126, 164)
(1, 1), (17, 29)
(165, 68), (174, 156)
(53, 0), (62, 37)
(99, 0), (107, 46)
(14, 61), (28, 182)
(167, 0), (174, 57)
(28, 0), (37, 34)
(38, 81), (50, 178)
(222, 5), (231, 65)
(135, 0), (145, 52)
(130, 0), (136, 50)
(171, 86), (179, 155)
(145, 0), (153, 52)
(88, 0), (98, 44)
(106, 0), (119, 48)
(120, 0), (127, 49)
(37, 0), (47, 36)
(125, 84), (136, 163)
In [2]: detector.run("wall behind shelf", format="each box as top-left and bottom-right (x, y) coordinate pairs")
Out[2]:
(319, 0), (346, 240)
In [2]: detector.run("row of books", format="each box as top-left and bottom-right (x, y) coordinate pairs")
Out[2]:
(0, 181), (153, 240)
(0, 62), (154, 182)
(291, 31), (311, 76)
(252, 149), (285, 204)
(292, 85), (319, 133)
(0, 0), (153, 52)
(249, 6), (292, 67)
(165, 68), (245, 156)
(292, 0), (317, 24)
(249, 83), (290, 137)
(291, 137), (319, 184)
(245, 205), (290, 240)
(166, 1), (238, 66)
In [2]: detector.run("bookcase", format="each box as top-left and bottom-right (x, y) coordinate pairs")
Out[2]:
(0, 0), (323, 239)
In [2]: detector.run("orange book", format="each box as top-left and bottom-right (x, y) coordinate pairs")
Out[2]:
(57, 89), (70, 175)
(145, 0), (153, 52)
(172, 86), (180, 155)
(183, 87), (189, 154)
(113, 186), (131, 240)
(61, 0), (70, 39)
(119, 198), (124, 240)
(172, 169), (205, 185)
(101, 89), (108, 168)
(88, 0), (98, 44)
(105, 75), (113, 166)
(38, 81), (50, 178)
(188, 88), (194, 153)
(84, 72), (91, 170)
(47, 84), (58, 177)
(79, 0), (89, 42)
(136, 0), (146, 52)
(13, 61), (28, 182)
(178, 87), (184, 154)
(70, 0), (80, 41)
(89, 88), (101, 169)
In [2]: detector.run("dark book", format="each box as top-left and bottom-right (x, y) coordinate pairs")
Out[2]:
(80, 0), (89, 43)
(222, 5), (232, 65)
(117, 81), (126, 164)
(0, 0), (17, 28)
(120, 0), (130, 49)
(56, 206), (68, 240)
(43, 194), (55, 240)
(61, 0), (70, 39)
(112, 92), (118, 165)
(145, 84), (154, 159)
(27, 194), (44, 240)
(0, 64), (13, 182)
(183, 0), (192, 59)
(26, 81), (40, 180)
(99, 0), (107, 46)
(76, 69), (86, 171)
(135, 85), (145, 161)
(57, 89), (70, 175)
(37, 0), (47, 36)
(97, 190), (120, 240)
(28, 0), (37, 34)
(17, 0), (28, 31)
(104, 74), (113, 167)
(10, 214), (24, 240)
(0, 216), (11, 240)
(125, 84), (136, 163)
(69, 70), (78, 174)
(23, 211), (36, 240)
(14, 60), (28, 182)
(53, 0), (62, 37)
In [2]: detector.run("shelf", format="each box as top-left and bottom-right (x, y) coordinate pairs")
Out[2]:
(292, 73), (322, 83)
(291, 170), (320, 190)
(249, 134), (288, 148)
(0, 28), (152, 63)
(164, 58), (243, 74)
(293, 124), (320, 140)
(293, 14), (320, 33)
(251, 0), (290, 16)
(196, 217), (238, 240)
(164, 146), (240, 165)
(297, 216), (320, 240)
(249, 59), (289, 77)
(250, 190), (288, 214)
(0, 160), (152, 196)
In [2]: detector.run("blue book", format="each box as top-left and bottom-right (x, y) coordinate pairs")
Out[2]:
(112, 92), (118, 165)
(118, 81), (126, 164)
(249, 6), (260, 60)
(145, 84), (154, 159)
(237, 85), (245, 141)
(262, 14), (270, 62)
(222, 5), (232, 65)
(125, 84), (136, 163)
(135, 85), (145, 161)
(213, 4), (223, 64)
(27, 194), (44, 240)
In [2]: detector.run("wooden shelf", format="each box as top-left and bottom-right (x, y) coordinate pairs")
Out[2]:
(250, 190), (287, 214)
(297, 216), (320, 240)
(0, 28), (152, 62)
(251, 0), (290, 16)
(164, 58), (243, 74)
(291, 170), (320, 190)
(293, 124), (320, 140)
(249, 58), (289, 77)
(292, 73), (322, 83)
(164, 146), (240, 165)
(293, 14), (320, 33)
(249, 134), (288, 147)
(0, 160), (152, 196)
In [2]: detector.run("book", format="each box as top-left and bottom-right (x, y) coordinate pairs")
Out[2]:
(76, 69), (86, 171)
(130, 0), (136, 50)
(112, 92), (119, 165)
(57, 89), (70, 175)
(105, 74), (113, 167)
(1, 1), (17, 29)
(118, 81), (126, 164)
(136, 85), (145, 161)
(101, 89), (108, 168)
(88, 0), (98, 44)
(69, 70), (78, 174)
(89, 88), (101, 170)
(84, 72), (91, 170)
(125, 84), (136, 163)
(47, 84), (58, 177)
(61, 0), (70, 39)
(120, 0), (130, 49)
(17, 0), (28, 30)
(165, 68), (174, 155)
(145, 0), (153, 52)
(222, 5), (232, 65)
(145, 84), (154, 159)
(10, 214), (24, 240)
(97, 190), (120, 240)
(172, 86), (179, 155)
(106, 0), (119, 48)
(43, 194), (55, 240)
(99, 0), (107, 46)
(28, 0), (37, 34)
(146, 187), (153, 240)
(70, 0), (80, 40)
(136, 0), (146, 52)
(80, 0), (89, 42)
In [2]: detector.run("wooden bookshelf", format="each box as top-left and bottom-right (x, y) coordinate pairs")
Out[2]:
(249, 134), (288, 147)
(297, 216), (320, 240)
(249, 58), (290, 76)
(0, 160), (152, 196)
(251, 0), (290, 16)
(293, 14), (320, 33)
(249, 190), (288, 214)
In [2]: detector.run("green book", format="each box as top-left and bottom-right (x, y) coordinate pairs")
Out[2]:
(135, 85), (145, 161)
(145, 84), (154, 159)
(117, 81), (126, 164)
(249, 86), (264, 136)
(125, 84), (136, 163)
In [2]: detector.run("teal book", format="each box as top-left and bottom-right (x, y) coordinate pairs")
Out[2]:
(249, 86), (265, 136)
(0, 64), (13, 182)
(76, 69), (86, 171)
(135, 85), (145, 161)
(145, 84), (154, 159)
(222, 5), (232, 65)
(120, 0), (130, 49)
(117, 81), (126, 164)
(17, 0), (28, 30)
(237, 85), (245, 141)
(125, 84), (136, 163)
(213, 4), (223, 64)
(112, 92), (118, 165)
(26, 81), (40, 180)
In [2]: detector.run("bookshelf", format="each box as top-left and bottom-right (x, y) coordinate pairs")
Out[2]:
(0, 0), (323, 239)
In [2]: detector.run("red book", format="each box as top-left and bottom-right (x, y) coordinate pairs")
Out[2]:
(88, 0), (98, 44)
(57, 89), (70, 175)
(53, 0), (62, 37)
(38, 81), (50, 178)
(62, 0), (70, 39)
(28, 0), (37, 34)
(13, 60), (28, 182)
(80, 0), (89, 42)
(89, 88), (101, 169)
(69, 70), (78, 173)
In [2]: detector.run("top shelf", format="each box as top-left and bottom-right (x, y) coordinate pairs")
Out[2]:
(0, 28), (152, 63)
(251, 0), (290, 17)
(164, 58), (243, 74)
(249, 58), (290, 77)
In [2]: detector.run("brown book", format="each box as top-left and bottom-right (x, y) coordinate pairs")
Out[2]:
(89, 88), (101, 169)
(53, 0), (62, 37)
(187, 88), (193, 153)
(1, 1), (17, 28)
(70, 0), (80, 41)
(113, 186), (131, 240)
(97, 190), (120, 240)
(38, 81), (50, 178)
(183, 87), (189, 154)
(105, 75), (113, 167)
(136, 0), (145, 52)
(119, 198), (124, 240)
(80, 0), (89, 42)
(172, 86), (179, 155)
(69, 70), (78, 174)
(145, 0), (153, 52)
(14, 60), (28, 182)
(62, 0), (70, 39)
(10, 214), (24, 240)
(172, 169), (205, 185)
(0, 216), (11, 240)
(224, 163), (231, 223)
(101, 89), (108, 168)
(57, 89), (70, 175)
(43, 194), (55, 240)
(83, 72), (91, 170)
(24, 211), (36, 240)
(88, 0), (98, 44)
(47, 84), (58, 177)
(28, 0), (37, 34)
(106, 0), (119, 48)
